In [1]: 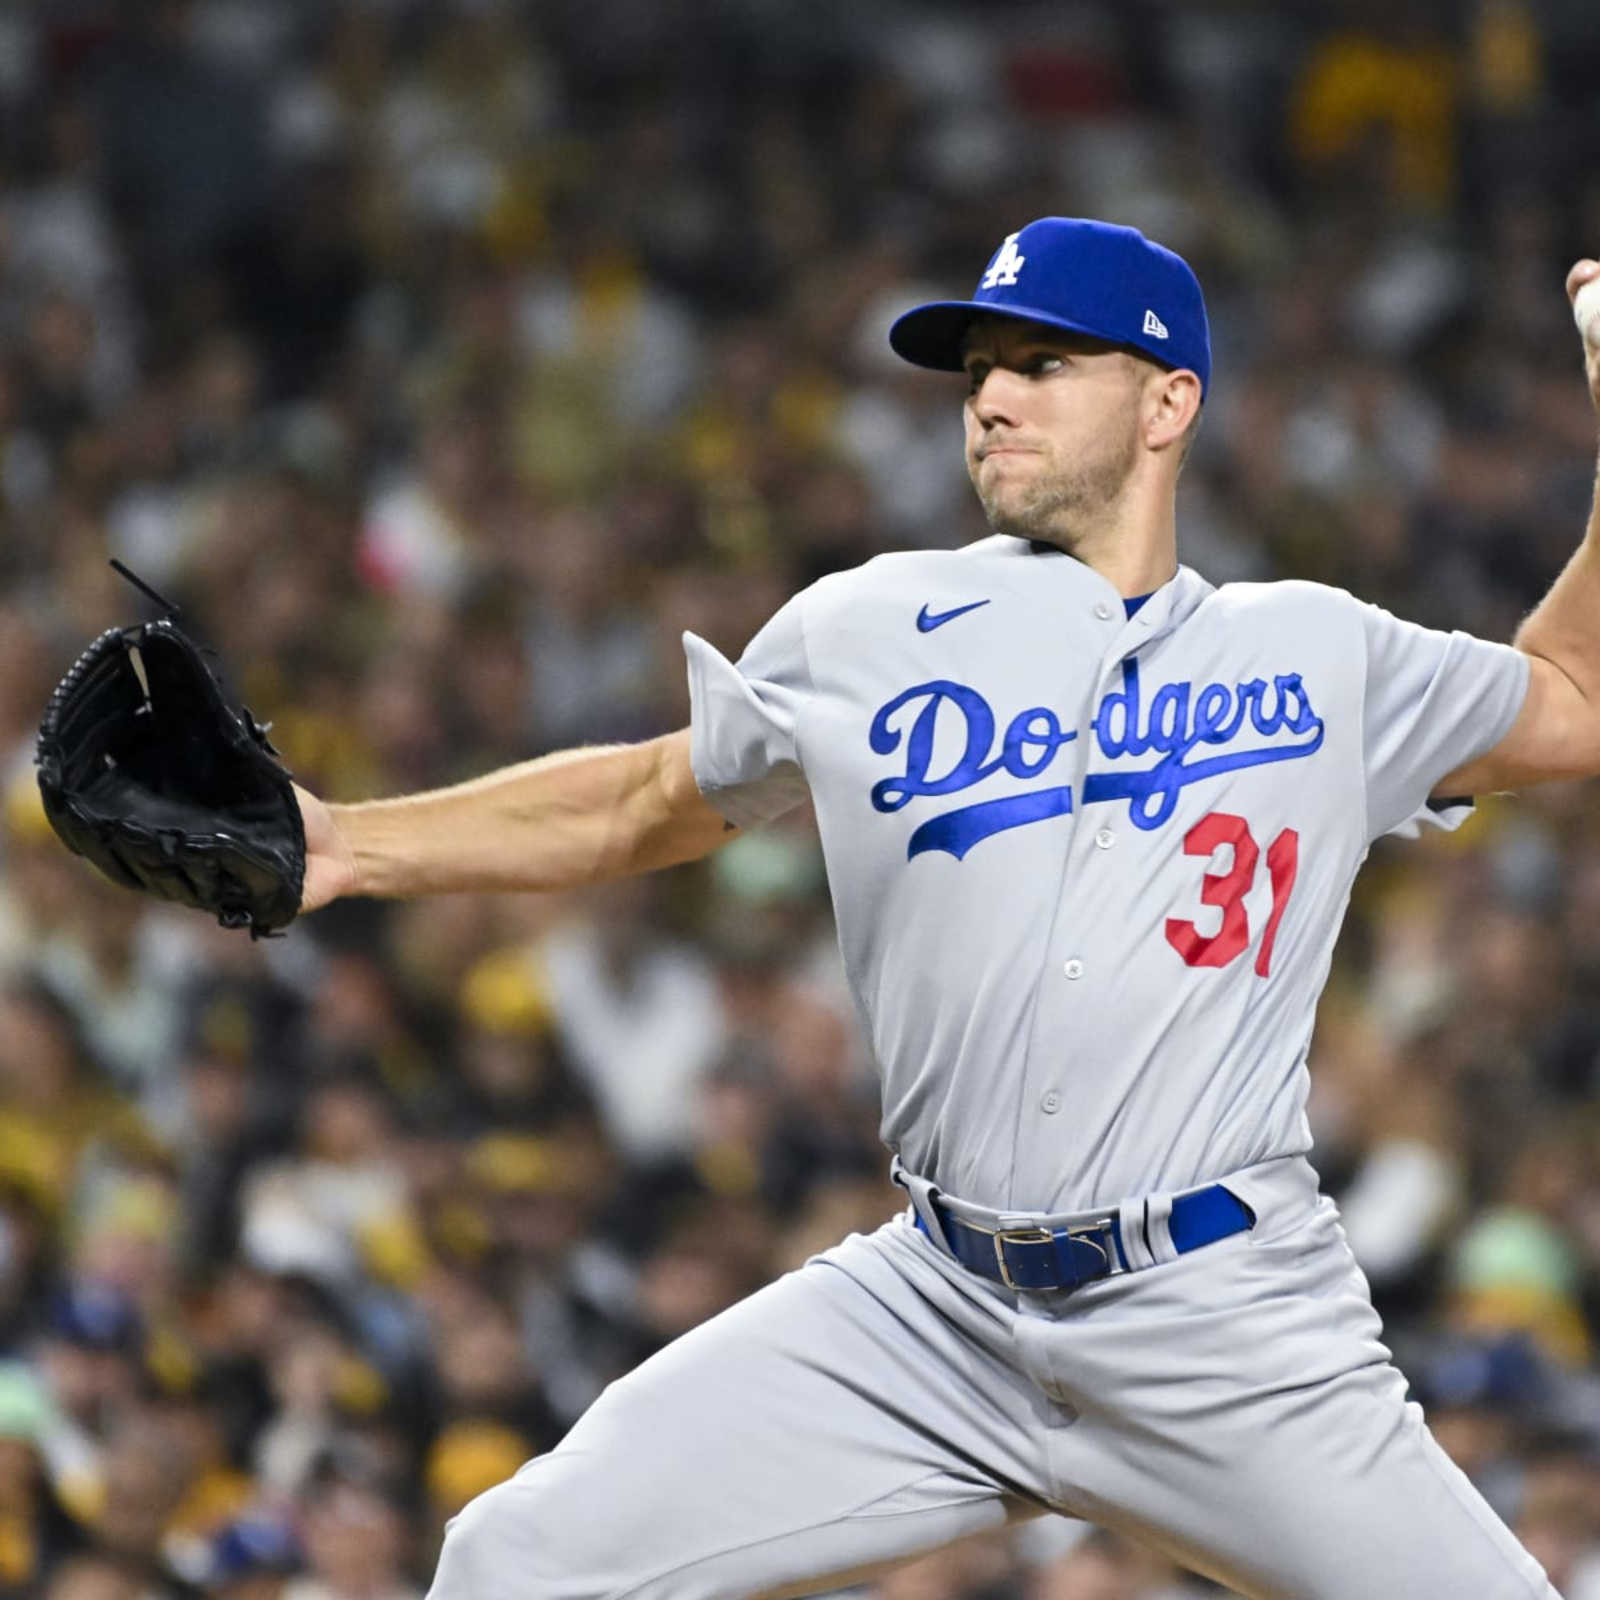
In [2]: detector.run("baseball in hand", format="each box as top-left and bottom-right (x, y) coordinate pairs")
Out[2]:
(1574, 273), (1600, 349)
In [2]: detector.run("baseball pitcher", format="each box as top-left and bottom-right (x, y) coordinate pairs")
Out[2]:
(58, 219), (1600, 1597)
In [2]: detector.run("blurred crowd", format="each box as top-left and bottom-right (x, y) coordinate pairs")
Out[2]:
(4, 0), (1600, 1595)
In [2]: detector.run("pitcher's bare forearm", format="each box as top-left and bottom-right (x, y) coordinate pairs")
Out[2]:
(308, 730), (732, 906)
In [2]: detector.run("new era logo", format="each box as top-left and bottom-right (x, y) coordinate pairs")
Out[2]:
(981, 234), (1027, 290)
(1142, 309), (1169, 339)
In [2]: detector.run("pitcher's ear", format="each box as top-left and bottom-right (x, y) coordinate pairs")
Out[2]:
(1146, 367), (1203, 452)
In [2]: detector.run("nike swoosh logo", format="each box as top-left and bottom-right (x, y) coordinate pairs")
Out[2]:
(917, 599), (991, 633)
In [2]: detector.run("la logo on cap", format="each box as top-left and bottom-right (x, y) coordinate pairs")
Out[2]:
(1142, 309), (1169, 339)
(981, 234), (1026, 290)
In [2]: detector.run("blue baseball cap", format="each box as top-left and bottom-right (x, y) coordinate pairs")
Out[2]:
(889, 218), (1211, 397)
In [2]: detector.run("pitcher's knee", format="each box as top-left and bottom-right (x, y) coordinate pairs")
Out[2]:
(426, 1464), (635, 1600)
(429, 1480), (520, 1600)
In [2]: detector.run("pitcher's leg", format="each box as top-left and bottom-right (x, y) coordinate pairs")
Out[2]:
(1047, 1210), (1555, 1600)
(429, 1224), (1047, 1600)
(1083, 1352), (1554, 1599)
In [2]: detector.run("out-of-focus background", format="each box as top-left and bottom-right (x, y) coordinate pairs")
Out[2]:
(3, 0), (1600, 1595)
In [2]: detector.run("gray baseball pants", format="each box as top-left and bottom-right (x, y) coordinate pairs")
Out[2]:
(427, 1159), (1556, 1600)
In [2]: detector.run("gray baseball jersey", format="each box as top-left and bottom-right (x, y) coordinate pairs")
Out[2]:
(686, 536), (1527, 1217)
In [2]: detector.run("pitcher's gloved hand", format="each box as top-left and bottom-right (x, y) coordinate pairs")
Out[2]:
(35, 599), (305, 939)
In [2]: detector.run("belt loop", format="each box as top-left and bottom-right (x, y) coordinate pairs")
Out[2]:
(1143, 1192), (1180, 1265)
(891, 1155), (955, 1251)
(1115, 1196), (1158, 1271)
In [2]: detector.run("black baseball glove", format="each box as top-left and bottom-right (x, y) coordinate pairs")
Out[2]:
(35, 576), (305, 938)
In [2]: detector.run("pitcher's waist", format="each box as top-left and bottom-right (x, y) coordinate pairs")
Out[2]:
(892, 1154), (1321, 1291)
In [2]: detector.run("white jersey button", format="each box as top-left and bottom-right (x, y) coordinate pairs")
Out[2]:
(1040, 1091), (1061, 1114)
(1063, 958), (1084, 979)
(1093, 601), (1114, 620)
(1094, 828), (1115, 849)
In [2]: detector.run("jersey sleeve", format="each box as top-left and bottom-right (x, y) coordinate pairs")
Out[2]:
(683, 591), (814, 829)
(1358, 600), (1530, 840)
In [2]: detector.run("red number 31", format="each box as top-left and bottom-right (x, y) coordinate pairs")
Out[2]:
(1164, 812), (1299, 977)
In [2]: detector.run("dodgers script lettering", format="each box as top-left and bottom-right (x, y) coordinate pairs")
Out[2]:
(869, 660), (1325, 859)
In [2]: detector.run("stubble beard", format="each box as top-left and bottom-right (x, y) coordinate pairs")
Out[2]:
(974, 429), (1140, 550)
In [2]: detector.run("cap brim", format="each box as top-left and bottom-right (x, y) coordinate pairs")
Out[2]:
(888, 300), (1135, 371)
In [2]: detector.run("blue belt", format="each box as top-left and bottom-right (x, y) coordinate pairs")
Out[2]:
(914, 1184), (1253, 1292)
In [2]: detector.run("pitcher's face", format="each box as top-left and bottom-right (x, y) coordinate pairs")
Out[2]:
(962, 318), (1145, 548)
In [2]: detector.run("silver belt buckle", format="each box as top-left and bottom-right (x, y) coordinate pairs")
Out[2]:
(993, 1225), (1055, 1290)
(995, 1218), (1119, 1291)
